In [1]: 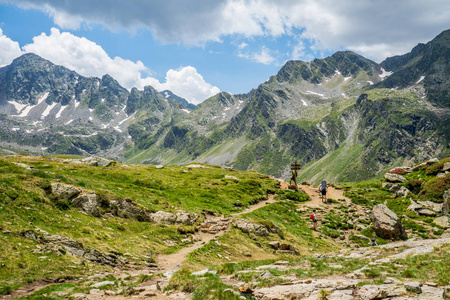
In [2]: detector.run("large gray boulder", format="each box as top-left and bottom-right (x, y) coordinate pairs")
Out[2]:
(51, 183), (82, 200)
(370, 204), (407, 240)
(81, 156), (115, 167)
(384, 173), (407, 183)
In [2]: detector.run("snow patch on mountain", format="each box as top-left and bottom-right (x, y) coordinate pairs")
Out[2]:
(55, 105), (67, 119)
(306, 91), (325, 98)
(416, 76), (425, 84)
(7, 101), (27, 113)
(380, 68), (393, 79)
(41, 102), (58, 119)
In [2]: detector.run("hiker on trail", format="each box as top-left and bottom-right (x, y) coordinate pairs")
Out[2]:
(319, 180), (327, 203)
(370, 238), (378, 246)
(290, 169), (298, 186)
(310, 209), (318, 231)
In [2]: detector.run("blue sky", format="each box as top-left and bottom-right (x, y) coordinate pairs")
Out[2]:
(0, 0), (449, 104)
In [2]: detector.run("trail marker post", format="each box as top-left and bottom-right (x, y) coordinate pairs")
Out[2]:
(289, 160), (302, 187)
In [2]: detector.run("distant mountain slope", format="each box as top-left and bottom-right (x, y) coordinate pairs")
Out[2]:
(379, 29), (450, 108)
(0, 54), (188, 158)
(0, 30), (449, 182)
(160, 90), (195, 109)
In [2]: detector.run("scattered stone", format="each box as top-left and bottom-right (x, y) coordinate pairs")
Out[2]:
(441, 229), (450, 238)
(13, 162), (33, 170)
(424, 282), (439, 287)
(356, 284), (407, 299)
(420, 285), (445, 299)
(155, 165), (164, 169)
(91, 281), (115, 288)
(443, 162), (450, 172)
(370, 204), (407, 240)
(404, 281), (422, 293)
(395, 186), (411, 198)
(269, 241), (280, 250)
(233, 219), (281, 236)
(225, 175), (240, 181)
(433, 216), (449, 228)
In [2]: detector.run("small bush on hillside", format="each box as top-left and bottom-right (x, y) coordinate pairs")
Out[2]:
(405, 179), (424, 195)
(37, 180), (52, 193)
(279, 190), (309, 202)
(419, 174), (450, 202)
(425, 163), (443, 175)
(389, 168), (407, 175)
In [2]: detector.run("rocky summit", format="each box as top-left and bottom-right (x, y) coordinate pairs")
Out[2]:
(0, 30), (449, 183)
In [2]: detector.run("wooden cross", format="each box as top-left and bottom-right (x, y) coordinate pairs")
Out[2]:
(291, 160), (302, 171)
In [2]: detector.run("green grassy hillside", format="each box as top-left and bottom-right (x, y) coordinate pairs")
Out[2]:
(1, 155), (449, 298)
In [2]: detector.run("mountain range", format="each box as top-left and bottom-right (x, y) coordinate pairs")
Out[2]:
(0, 30), (449, 183)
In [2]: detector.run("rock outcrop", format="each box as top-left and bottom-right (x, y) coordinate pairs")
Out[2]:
(149, 211), (199, 225)
(370, 204), (407, 240)
(19, 229), (123, 267)
(408, 200), (444, 216)
(233, 219), (281, 236)
(384, 173), (407, 183)
(51, 183), (82, 201)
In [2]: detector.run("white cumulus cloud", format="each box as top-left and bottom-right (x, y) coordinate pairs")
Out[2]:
(142, 67), (221, 105)
(6, 0), (449, 62)
(239, 46), (276, 65)
(9, 28), (219, 103)
(0, 28), (24, 67)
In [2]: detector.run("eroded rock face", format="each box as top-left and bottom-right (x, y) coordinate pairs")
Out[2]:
(370, 204), (407, 240)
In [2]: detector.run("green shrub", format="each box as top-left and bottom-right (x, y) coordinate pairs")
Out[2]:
(425, 163), (443, 175)
(389, 168), (407, 175)
(322, 227), (340, 238)
(419, 174), (450, 202)
(405, 179), (423, 195)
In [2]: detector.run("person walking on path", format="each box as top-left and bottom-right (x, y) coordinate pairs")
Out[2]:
(319, 180), (327, 203)
(290, 169), (298, 186)
(310, 209), (318, 231)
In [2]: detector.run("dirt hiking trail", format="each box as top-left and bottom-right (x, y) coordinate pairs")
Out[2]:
(5, 183), (351, 299)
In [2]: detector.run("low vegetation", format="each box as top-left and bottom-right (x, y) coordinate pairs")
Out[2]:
(0, 154), (449, 298)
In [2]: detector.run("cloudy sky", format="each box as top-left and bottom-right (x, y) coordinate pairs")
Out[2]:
(0, 0), (449, 104)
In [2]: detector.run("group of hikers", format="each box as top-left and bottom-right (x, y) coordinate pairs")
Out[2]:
(290, 169), (381, 246)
